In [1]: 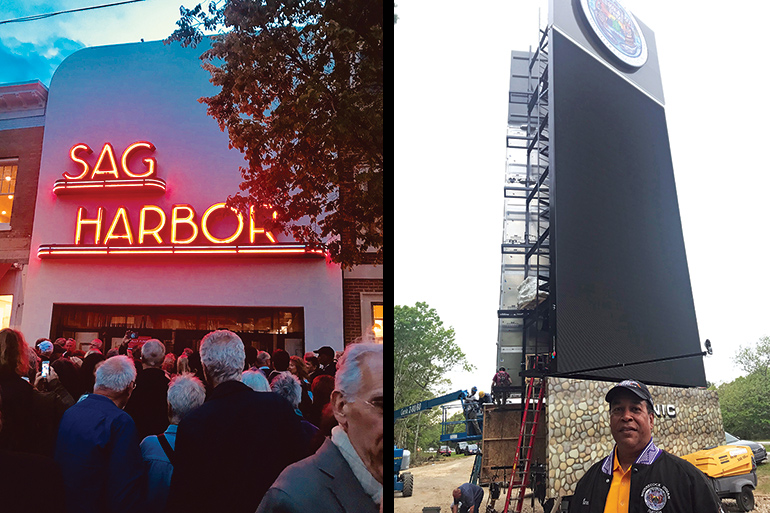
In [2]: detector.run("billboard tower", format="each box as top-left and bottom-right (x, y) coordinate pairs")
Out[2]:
(497, 0), (707, 389)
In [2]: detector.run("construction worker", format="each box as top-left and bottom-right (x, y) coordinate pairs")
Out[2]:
(492, 367), (512, 404)
(478, 391), (493, 405)
(451, 482), (484, 513)
(461, 392), (481, 436)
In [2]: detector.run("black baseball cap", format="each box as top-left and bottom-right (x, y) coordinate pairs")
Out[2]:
(314, 346), (335, 358)
(605, 379), (654, 408)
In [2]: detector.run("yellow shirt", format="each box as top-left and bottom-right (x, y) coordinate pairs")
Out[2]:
(604, 451), (632, 513)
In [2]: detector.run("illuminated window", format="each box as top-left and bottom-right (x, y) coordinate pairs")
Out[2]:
(372, 302), (383, 341)
(0, 159), (18, 225)
(0, 295), (12, 329)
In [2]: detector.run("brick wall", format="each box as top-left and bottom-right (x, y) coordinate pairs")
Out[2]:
(0, 126), (44, 263)
(342, 278), (383, 346)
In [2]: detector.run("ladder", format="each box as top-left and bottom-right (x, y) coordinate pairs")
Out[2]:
(501, 375), (546, 513)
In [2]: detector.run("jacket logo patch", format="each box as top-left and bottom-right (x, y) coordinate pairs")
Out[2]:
(642, 483), (670, 511)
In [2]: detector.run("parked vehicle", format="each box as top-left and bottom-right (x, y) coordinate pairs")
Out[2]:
(466, 443), (479, 455)
(726, 432), (767, 464)
(393, 447), (413, 497)
(438, 445), (452, 456)
(456, 441), (468, 455)
(683, 444), (757, 512)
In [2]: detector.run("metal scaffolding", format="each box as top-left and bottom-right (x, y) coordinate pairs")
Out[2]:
(497, 28), (552, 391)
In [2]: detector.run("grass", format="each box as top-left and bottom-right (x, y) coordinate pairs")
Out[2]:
(757, 445), (770, 495)
(412, 450), (471, 466)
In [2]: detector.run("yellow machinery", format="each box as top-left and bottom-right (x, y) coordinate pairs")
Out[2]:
(682, 445), (757, 511)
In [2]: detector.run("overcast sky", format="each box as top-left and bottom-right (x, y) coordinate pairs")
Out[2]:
(395, 0), (770, 395)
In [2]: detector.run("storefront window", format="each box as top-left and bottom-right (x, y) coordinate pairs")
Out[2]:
(372, 303), (383, 341)
(0, 295), (12, 329)
(0, 159), (17, 225)
(50, 304), (305, 354)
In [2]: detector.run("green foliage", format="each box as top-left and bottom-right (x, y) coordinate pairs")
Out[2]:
(396, 407), (466, 458)
(718, 373), (770, 439)
(718, 336), (770, 439)
(394, 302), (475, 451)
(394, 302), (474, 408)
(166, 0), (383, 269)
(734, 336), (770, 377)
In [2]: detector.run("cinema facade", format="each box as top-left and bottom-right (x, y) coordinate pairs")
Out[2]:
(0, 40), (382, 356)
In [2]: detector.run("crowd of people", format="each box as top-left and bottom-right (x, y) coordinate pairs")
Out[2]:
(0, 327), (383, 513)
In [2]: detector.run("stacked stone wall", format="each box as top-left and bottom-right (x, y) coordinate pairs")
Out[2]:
(546, 377), (723, 498)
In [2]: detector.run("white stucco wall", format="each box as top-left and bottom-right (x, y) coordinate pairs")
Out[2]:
(21, 40), (343, 351)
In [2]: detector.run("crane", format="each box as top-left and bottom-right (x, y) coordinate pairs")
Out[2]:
(394, 387), (484, 496)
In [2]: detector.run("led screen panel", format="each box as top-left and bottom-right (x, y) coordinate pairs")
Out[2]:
(551, 29), (706, 387)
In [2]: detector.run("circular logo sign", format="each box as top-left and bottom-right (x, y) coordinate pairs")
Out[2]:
(579, 0), (648, 68)
(642, 484), (669, 511)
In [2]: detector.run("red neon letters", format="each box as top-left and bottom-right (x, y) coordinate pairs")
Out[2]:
(40, 140), (325, 258)
(64, 142), (156, 180)
(75, 203), (275, 246)
(55, 142), (164, 195)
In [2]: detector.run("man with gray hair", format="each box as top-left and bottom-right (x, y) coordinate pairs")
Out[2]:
(125, 339), (171, 440)
(258, 343), (383, 513)
(255, 350), (272, 377)
(55, 355), (147, 513)
(167, 330), (305, 513)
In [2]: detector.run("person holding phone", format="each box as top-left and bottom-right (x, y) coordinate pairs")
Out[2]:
(0, 328), (75, 457)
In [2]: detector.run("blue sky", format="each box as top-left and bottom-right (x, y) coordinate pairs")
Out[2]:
(0, 0), (188, 86)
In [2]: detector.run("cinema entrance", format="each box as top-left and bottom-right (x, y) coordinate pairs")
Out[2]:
(49, 304), (305, 357)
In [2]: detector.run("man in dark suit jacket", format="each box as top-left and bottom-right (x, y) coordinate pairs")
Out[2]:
(257, 342), (383, 513)
(166, 330), (305, 513)
(124, 339), (170, 440)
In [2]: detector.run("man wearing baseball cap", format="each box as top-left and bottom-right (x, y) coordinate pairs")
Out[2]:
(314, 346), (337, 377)
(569, 379), (721, 512)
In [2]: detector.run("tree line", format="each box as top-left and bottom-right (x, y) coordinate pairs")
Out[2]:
(394, 302), (474, 458)
(718, 336), (770, 440)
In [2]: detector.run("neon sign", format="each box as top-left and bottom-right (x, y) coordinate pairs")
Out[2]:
(53, 142), (166, 195)
(71, 203), (274, 246)
(40, 141), (324, 259)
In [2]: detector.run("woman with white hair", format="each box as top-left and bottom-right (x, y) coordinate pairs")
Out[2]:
(140, 373), (206, 513)
(242, 369), (271, 392)
(271, 371), (320, 455)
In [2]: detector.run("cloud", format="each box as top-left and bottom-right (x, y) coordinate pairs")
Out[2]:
(0, 36), (84, 86)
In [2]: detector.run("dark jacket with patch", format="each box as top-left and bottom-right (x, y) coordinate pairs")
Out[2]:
(569, 439), (721, 513)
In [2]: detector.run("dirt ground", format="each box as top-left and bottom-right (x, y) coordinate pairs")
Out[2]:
(393, 456), (546, 513)
(394, 455), (770, 513)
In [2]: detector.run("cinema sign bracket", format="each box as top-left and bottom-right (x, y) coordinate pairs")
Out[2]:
(40, 141), (326, 259)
